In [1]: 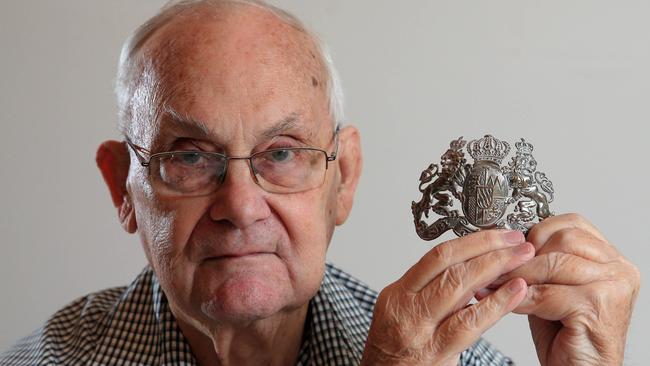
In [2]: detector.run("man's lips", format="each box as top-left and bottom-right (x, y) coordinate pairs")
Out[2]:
(203, 251), (275, 261)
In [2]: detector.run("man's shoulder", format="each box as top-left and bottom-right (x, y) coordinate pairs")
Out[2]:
(0, 268), (157, 366)
(0, 286), (127, 365)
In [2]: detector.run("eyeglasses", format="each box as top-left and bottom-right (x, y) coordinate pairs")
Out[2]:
(126, 125), (340, 196)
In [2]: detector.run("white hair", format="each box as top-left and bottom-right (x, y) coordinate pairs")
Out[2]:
(115, 0), (344, 136)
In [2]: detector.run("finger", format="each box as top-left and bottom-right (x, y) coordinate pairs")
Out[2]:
(536, 227), (619, 263)
(401, 229), (526, 292)
(434, 278), (527, 358)
(527, 213), (607, 251)
(513, 284), (585, 321)
(488, 252), (614, 288)
(418, 242), (534, 319)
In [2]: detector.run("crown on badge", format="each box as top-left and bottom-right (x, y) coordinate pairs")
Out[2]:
(449, 136), (466, 151)
(467, 135), (510, 163)
(515, 138), (534, 154)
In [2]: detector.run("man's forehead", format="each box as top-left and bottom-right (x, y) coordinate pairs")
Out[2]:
(130, 3), (330, 146)
(140, 3), (323, 78)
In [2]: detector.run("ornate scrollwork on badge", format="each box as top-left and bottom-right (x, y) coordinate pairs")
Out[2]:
(411, 135), (555, 240)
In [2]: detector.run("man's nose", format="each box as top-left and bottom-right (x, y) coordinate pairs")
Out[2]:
(209, 158), (271, 228)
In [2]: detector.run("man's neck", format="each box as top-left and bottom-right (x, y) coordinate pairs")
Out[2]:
(174, 303), (309, 366)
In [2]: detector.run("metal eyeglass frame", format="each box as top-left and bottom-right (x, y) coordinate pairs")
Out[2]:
(124, 124), (341, 192)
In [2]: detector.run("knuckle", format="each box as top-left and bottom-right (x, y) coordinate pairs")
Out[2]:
(552, 227), (582, 246)
(441, 264), (468, 290)
(428, 268), (469, 305)
(459, 307), (481, 330)
(450, 305), (484, 333)
(430, 243), (454, 264)
(478, 291), (503, 315)
(620, 261), (641, 295)
(564, 212), (586, 226)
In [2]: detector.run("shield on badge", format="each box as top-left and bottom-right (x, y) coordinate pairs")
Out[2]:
(462, 162), (509, 228)
(476, 170), (494, 209)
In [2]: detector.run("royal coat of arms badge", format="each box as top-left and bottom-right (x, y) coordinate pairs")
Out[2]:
(411, 135), (555, 240)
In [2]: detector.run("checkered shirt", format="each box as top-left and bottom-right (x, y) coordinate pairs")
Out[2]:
(1, 263), (513, 365)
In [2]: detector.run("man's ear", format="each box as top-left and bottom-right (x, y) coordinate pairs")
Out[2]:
(335, 126), (362, 225)
(96, 140), (138, 234)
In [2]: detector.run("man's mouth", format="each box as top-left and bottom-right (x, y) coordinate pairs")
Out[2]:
(205, 251), (275, 261)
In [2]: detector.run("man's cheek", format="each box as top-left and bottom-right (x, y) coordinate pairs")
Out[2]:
(140, 206), (197, 272)
(294, 199), (329, 242)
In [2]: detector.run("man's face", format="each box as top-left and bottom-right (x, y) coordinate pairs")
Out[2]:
(122, 6), (348, 327)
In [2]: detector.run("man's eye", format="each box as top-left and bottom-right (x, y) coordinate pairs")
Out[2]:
(176, 152), (203, 165)
(269, 149), (293, 162)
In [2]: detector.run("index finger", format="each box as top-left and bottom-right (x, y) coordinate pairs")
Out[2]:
(401, 229), (527, 292)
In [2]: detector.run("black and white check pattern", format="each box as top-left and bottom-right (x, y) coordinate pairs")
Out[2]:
(1, 263), (514, 365)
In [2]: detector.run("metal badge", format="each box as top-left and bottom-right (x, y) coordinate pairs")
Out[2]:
(411, 135), (554, 240)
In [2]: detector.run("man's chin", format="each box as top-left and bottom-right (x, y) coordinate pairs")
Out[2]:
(198, 270), (295, 323)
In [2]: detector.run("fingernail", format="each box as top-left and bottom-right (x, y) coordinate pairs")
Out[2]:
(513, 242), (533, 256)
(503, 230), (525, 244)
(508, 279), (524, 293)
(476, 288), (492, 298)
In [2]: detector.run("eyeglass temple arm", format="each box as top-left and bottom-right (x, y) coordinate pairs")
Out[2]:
(125, 138), (151, 167)
(327, 124), (341, 162)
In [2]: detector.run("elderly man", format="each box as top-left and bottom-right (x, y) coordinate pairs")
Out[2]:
(1, 0), (640, 365)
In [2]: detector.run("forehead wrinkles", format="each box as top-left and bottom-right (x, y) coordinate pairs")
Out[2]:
(155, 9), (326, 91)
(132, 6), (329, 133)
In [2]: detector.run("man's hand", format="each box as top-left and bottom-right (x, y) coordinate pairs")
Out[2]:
(361, 230), (535, 366)
(480, 214), (641, 365)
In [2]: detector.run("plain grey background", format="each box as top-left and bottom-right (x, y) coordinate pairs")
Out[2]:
(1, 1), (648, 365)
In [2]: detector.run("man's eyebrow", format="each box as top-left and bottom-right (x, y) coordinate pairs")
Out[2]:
(260, 112), (305, 139)
(160, 106), (309, 143)
(162, 106), (213, 139)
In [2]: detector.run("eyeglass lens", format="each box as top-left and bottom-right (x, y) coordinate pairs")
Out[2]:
(150, 148), (327, 195)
